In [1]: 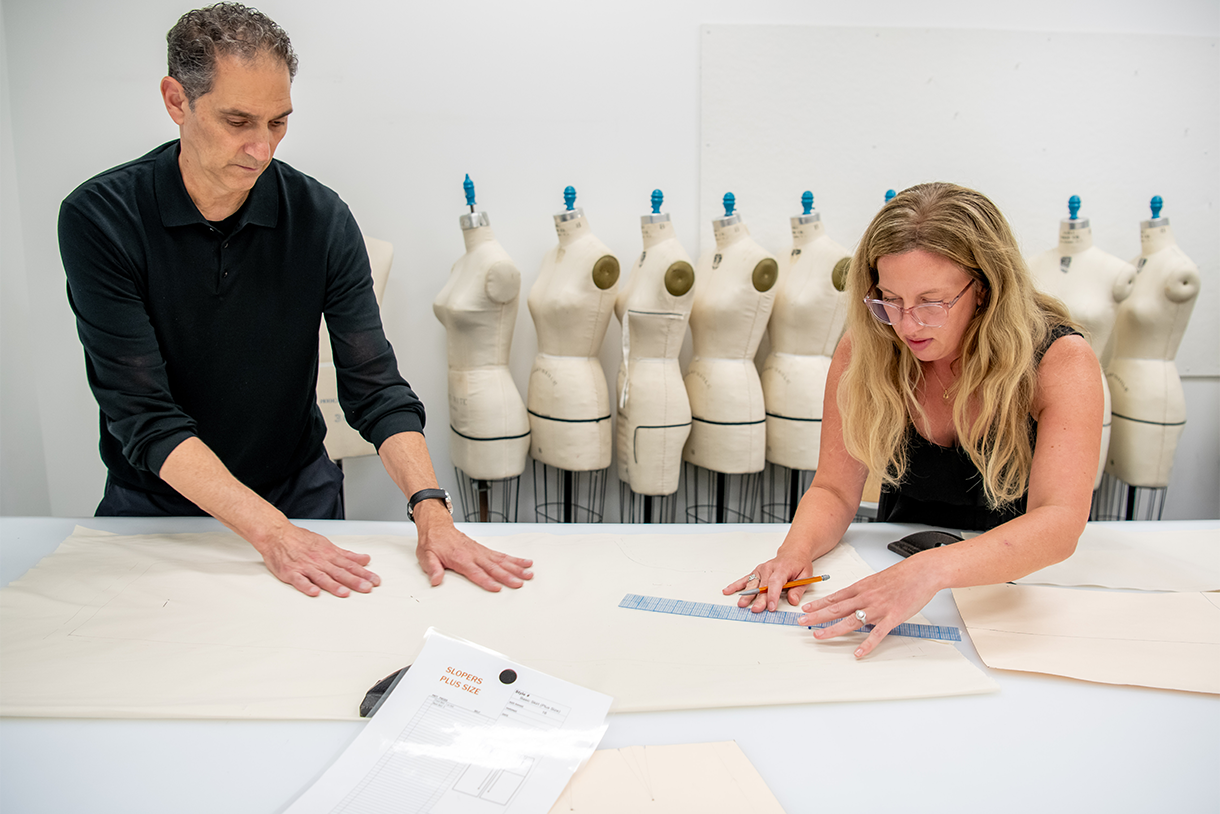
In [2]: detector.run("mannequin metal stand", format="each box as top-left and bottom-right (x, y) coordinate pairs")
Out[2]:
(531, 461), (608, 523)
(682, 462), (761, 523)
(760, 462), (814, 523)
(453, 468), (521, 523)
(619, 485), (678, 523)
(1091, 471), (1168, 521)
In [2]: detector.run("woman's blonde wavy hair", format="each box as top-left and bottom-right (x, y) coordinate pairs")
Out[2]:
(839, 182), (1075, 508)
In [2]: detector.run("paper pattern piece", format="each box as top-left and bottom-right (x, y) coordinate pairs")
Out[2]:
(548, 742), (785, 814)
(1015, 526), (1220, 592)
(284, 629), (610, 814)
(0, 526), (995, 719)
(954, 583), (1220, 694)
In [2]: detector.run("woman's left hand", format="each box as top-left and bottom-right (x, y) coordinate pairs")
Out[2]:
(797, 556), (941, 658)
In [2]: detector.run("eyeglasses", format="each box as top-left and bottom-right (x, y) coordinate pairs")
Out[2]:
(863, 279), (976, 328)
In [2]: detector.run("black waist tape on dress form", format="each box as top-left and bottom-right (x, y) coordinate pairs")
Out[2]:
(449, 426), (532, 442)
(526, 410), (611, 424)
(690, 416), (766, 426)
(764, 412), (823, 423)
(1110, 413), (1187, 427)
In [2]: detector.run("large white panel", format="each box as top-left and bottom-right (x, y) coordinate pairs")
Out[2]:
(700, 25), (1218, 376)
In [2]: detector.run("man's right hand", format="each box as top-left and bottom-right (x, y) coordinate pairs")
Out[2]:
(158, 437), (380, 598)
(251, 524), (381, 597)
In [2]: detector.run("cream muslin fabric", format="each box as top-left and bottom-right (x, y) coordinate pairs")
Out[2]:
(1, 527), (995, 719)
(955, 583), (1219, 695)
(1015, 526), (1219, 592)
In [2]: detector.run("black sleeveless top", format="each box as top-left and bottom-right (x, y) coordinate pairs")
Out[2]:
(876, 324), (1080, 531)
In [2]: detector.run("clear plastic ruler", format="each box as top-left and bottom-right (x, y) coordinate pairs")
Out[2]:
(619, 593), (962, 642)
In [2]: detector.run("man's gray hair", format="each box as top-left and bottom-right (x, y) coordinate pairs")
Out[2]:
(167, 2), (298, 106)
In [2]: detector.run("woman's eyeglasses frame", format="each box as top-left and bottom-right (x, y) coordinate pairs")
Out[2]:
(863, 279), (976, 328)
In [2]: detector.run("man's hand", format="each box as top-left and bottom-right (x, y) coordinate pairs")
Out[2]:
(413, 500), (533, 590)
(157, 437), (380, 598)
(252, 524), (381, 598)
(377, 431), (534, 591)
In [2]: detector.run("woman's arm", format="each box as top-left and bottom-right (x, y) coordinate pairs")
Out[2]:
(800, 334), (1103, 657)
(723, 333), (870, 612)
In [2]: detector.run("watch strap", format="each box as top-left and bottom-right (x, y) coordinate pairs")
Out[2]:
(407, 488), (452, 521)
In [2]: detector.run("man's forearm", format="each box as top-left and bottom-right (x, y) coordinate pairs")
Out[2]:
(376, 431), (452, 527)
(158, 436), (380, 598)
(157, 436), (292, 547)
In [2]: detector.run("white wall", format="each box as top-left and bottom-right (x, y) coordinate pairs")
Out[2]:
(0, 2), (49, 516)
(2, 0), (1216, 521)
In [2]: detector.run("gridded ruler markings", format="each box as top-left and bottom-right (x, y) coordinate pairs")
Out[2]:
(619, 593), (962, 642)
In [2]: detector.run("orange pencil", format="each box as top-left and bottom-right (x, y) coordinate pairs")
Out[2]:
(737, 574), (829, 596)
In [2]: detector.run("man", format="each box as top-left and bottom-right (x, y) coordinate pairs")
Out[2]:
(58, 3), (532, 598)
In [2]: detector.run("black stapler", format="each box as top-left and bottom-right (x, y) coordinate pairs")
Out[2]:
(887, 530), (964, 558)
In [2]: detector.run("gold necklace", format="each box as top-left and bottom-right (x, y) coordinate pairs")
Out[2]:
(928, 366), (952, 400)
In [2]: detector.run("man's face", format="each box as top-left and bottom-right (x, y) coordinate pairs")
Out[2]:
(172, 52), (293, 206)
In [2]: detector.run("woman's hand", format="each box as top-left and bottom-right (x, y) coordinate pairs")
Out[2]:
(722, 552), (816, 613)
(798, 555), (942, 658)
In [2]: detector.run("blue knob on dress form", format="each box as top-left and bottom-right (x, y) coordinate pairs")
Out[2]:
(1150, 196), (1163, 220)
(885, 189), (896, 202)
(564, 186), (577, 211)
(723, 193), (736, 217)
(651, 189), (663, 214)
(464, 174), (476, 209)
(1068, 195), (1081, 220)
(802, 191), (814, 215)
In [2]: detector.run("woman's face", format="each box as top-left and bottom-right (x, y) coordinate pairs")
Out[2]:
(874, 249), (982, 365)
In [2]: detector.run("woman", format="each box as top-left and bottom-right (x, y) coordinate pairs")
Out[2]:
(724, 182), (1102, 658)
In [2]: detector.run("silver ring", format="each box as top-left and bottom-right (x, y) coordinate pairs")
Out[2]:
(746, 573), (759, 583)
(855, 609), (868, 626)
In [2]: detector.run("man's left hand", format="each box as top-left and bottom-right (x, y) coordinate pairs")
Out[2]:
(413, 502), (533, 591)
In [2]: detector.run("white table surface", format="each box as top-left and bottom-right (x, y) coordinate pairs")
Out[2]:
(1, 516), (1216, 814)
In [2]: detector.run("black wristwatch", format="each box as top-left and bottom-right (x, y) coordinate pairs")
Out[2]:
(407, 488), (453, 522)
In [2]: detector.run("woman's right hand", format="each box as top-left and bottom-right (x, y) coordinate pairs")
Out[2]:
(722, 553), (814, 613)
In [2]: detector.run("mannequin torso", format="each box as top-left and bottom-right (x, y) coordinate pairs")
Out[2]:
(1105, 218), (1201, 487)
(526, 211), (619, 470)
(683, 213), (778, 474)
(614, 214), (695, 495)
(432, 219), (530, 479)
(1028, 220), (1136, 361)
(761, 212), (851, 469)
(1028, 218), (1135, 487)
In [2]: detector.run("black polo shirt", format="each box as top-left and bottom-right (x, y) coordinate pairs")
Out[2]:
(59, 141), (424, 497)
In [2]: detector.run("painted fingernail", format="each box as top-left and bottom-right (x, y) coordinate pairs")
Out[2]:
(855, 648), (864, 658)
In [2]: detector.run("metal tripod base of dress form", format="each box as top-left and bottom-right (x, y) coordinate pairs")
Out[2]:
(1091, 471), (1168, 521)
(531, 461), (608, 523)
(681, 462), (761, 524)
(453, 468), (521, 523)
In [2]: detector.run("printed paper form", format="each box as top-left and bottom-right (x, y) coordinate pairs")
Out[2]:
(283, 629), (611, 814)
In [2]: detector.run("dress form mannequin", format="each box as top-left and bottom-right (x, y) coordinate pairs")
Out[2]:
(527, 187), (620, 521)
(760, 192), (851, 520)
(683, 193), (778, 521)
(614, 190), (695, 519)
(1027, 196), (1136, 489)
(759, 192), (851, 520)
(1105, 196), (1200, 494)
(432, 176), (530, 519)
